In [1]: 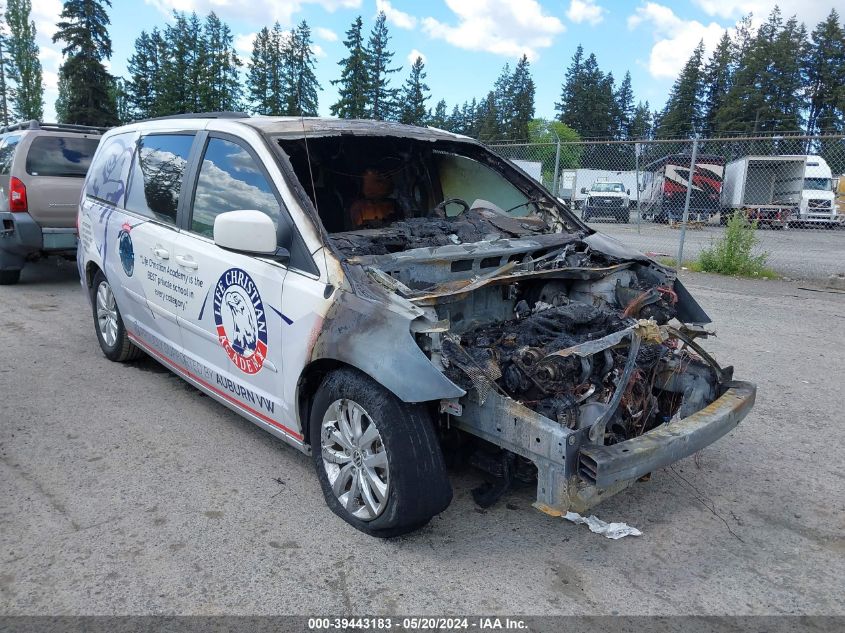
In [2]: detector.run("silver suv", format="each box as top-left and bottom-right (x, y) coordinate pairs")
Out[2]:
(78, 113), (756, 537)
(0, 121), (104, 284)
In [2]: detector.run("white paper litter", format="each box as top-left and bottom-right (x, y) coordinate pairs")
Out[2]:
(563, 511), (643, 539)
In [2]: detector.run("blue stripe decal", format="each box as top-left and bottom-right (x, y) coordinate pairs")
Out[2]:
(268, 305), (293, 325)
(197, 288), (211, 320)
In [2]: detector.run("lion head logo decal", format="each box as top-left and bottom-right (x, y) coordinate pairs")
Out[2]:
(213, 268), (268, 374)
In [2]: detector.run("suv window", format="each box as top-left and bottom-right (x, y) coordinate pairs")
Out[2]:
(191, 137), (280, 237)
(25, 136), (99, 177)
(0, 135), (22, 175)
(126, 134), (194, 225)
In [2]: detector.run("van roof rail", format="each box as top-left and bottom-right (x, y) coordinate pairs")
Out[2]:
(0, 120), (109, 134)
(139, 112), (250, 122)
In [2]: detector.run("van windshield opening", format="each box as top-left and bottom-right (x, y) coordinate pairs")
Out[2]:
(804, 177), (831, 191)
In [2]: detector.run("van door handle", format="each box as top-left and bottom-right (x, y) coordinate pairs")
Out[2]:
(153, 247), (169, 259)
(175, 255), (198, 270)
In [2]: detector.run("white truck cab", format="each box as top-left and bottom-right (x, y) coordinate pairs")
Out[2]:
(581, 181), (631, 223)
(795, 155), (837, 226)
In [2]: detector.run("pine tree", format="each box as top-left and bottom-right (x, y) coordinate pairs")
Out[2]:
(715, 8), (807, 133)
(614, 71), (634, 139)
(110, 76), (130, 123)
(700, 31), (732, 135)
(804, 9), (844, 135)
(555, 48), (616, 137)
(4, 0), (43, 121)
(282, 20), (320, 116)
(365, 11), (400, 120)
(199, 12), (241, 112)
(656, 40), (704, 138)
(628, 101), (652, 139)
(398, 55), (429, 126)
(463, 98), (479, 137)
(52, 0), (118, 125)
(330, 16), (369, 118)
(428, 98), (448, 129)
(447, 104), (463, 133)
(126, 28), (165, 119)
(476, 91), (499, 141)
(0, 27), (11, 127)
(507, 55), (535, 141)
(246, 27), (272, 114)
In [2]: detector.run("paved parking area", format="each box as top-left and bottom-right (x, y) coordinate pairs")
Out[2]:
(1, 260), (844, 615)
(586, 219), (844, 281)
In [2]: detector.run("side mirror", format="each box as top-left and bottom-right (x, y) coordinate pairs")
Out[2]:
(627, 189), (631, 195)
(580, 187), (587, 194)
(213, 210), (289, 262)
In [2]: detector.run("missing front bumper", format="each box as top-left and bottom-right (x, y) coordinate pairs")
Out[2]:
(452, 380), (756, 515)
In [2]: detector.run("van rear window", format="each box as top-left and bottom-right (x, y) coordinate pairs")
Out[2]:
(25, 136), (100, 177)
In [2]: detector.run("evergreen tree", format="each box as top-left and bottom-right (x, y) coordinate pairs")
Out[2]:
(447, 104), (463, 133)
(110, 76), (130, 123)
(4, 0), (43, 121)
(628, 101), (652, 139)
(804, 9), (845, 135)
(282, 20), (321, 116)
(507, 55), (535, 141)
(700, 31), (732, 135)
(715, 8), (807, 133)
(267, 23), (286, 114)
(428, 98), (448, 129)
(476, 91), (499, 141)
(53, 0), (117, 125)
(365, 11), (401, 119)
(492, 62), (512, 137)
(398, 55), (429, 126)
(330, 16), (369, 118)
(157, 11), (204, 114)
(0, 26), (11, 127)
(55, 71), (69, 122)
(656, 40), (704, 138)
(462, 98), (479, 137)
(614, 71), (634, 138)
(246, 27), (272, 114)
(126, 28), (165, 119)
(555, 48), (615, 137)
(198, 12), (241, 112)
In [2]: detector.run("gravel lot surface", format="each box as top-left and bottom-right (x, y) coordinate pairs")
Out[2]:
(586, 219), (845, 281)
(1, 260), (843, 615)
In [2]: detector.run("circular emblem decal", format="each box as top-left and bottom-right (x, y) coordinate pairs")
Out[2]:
(213, 268), (268, 374)
(117, 227), (134, 277)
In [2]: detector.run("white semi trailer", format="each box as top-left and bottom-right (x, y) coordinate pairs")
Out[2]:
(720, 156), (806, 229)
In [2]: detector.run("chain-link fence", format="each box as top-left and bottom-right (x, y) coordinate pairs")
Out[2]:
(489, 135), (845, 281)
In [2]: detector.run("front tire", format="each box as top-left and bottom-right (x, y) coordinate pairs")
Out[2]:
(310, 368), (452, 537)
(91, 270), (142, 362)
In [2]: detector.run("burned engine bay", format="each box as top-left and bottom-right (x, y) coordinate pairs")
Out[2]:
(351, 236), (728, 453)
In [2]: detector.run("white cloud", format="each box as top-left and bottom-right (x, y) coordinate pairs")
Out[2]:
(628, 3), (724, 79)
(407, 48), (427, 65)
(375, 0), (417, 30)
(144, 0), (362, 26)
(692, 0), (833, 28)
(421, 0), (565, 61)
(566, 0), (606, 26)
(312, 44), (327, 58)
(234, 32), (257, 55)
(315, 26), (338, 41)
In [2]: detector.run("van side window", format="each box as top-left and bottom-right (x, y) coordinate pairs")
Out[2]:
(126, 134), (194, 225)
(0, 135), (22, 175)
(191, 137), (280, 237)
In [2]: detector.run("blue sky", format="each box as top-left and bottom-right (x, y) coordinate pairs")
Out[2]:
(33, 0), (839, 124)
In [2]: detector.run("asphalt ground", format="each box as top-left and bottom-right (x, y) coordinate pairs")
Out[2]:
(585, 216), (844, 281)
(1, 259), (843, 615)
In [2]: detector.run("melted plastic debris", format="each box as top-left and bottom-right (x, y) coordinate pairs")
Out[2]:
(563, 511), (643, 539)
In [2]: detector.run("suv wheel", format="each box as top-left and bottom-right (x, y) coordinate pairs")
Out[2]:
(91, 270), (142, 362)
(309, 368), (452, 537)
(0, 269), (21, 285)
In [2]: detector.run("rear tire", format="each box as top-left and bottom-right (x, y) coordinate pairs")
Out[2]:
(91, 270), (142, 362)
(309, 368), (452, 537)
(0, 269), (21, 285)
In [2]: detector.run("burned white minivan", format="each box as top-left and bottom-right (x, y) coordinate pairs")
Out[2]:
(78, 114), (756, 537)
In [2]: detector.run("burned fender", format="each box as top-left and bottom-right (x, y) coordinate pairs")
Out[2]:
(310, 285), (465, 403)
